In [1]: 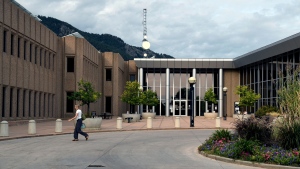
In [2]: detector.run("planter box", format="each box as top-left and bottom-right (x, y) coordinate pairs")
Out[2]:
(142, 112), (156, 119)
(73, 118), (102, 130)
(204, 112), (218, 119)
(233, 114), (252, 120)
(122, 114), (140, 122)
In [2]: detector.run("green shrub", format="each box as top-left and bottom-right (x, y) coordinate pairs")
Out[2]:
(233, 117), (272, 144)
(276, 119), (300, 150)
(219, 139), (260, 159)
(199, 129), (232, 152)
(255, 106), (278, 118)
(232, 139), (260, 157)
(198, 137), (214, 151)
(211, 129), (232, 142)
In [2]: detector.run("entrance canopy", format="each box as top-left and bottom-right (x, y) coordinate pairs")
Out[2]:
(134, 58), (235, 69)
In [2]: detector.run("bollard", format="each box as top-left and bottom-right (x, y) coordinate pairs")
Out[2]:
(55, 119), (63, 133)
(147, 117), (152, 129)
(0, 121), (9, 137)
(175, 117), (180, 128)
(117, 117), (122, 129)
(216, 117), (220, 128)
(28, 120), (36, 135)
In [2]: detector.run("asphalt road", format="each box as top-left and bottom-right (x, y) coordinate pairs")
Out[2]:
(0, 129), (262, 169)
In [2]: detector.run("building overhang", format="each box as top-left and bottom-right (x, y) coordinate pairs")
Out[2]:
(233, 32), (300, 67)
(134, 58), (235, 69)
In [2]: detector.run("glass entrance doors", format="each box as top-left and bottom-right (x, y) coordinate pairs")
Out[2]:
(173, 100), (187, 116)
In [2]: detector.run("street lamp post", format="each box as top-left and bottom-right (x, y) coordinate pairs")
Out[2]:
(223, 87), (228, 120)
(188, 77), (196, 127)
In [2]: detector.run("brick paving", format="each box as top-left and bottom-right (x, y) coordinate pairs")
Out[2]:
(0, 116), (235, 141)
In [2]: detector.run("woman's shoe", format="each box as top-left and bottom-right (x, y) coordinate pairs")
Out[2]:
(72, 139), (78, 141)
(85, 135), (89, 141)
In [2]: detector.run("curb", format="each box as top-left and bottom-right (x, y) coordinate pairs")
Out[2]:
(199, 151), (300, 169)
(0, 127), (236, 141)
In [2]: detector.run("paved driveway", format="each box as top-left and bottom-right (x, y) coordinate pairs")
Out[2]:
(0, 129), (262, 169)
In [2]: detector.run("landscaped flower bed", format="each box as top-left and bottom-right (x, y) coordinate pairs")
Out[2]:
(198, 117), (300, 167)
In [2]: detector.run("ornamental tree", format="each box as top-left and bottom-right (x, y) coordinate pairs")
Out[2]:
(68, 80), (102, 116)
(235, 85), (260, 111)
(121, 81), (143, 113)
(140, 89), (159, 112)
(204, 88), (217, 104)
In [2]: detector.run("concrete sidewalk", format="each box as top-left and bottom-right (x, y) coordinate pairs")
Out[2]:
(0, 116), (235, 141)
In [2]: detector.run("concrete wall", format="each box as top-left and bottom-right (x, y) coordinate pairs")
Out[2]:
(62, 36), (101, 118)
(0, 0), (59, 121)
(224, 70), (240, 117)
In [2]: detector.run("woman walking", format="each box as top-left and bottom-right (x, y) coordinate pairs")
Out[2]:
(68, 105), (89, 141)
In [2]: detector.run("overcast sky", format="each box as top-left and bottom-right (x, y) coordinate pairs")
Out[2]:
(16, 0), (300, 59)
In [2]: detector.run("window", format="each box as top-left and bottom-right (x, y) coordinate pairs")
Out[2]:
(34, 92), (39, 117)
(67, 57), (74, 72)
(2, 87), (6, 117)
(44, 93), (46, 117)
(17, 89), (20, 117)
(48, 95), (50, 117)
(27, 90), (32, 117)
(105, 97), (112, 113)
(24, 40), (27, 60)
(30, 43), (32, 62)
(38, 92), (44, 117)
(11, 34), (14, 55)
(106, 69), (112, 81)
(35, 47), (37, 64)
(39, 92), (42, 117)
(44, 51), (46, 67)
(10, 88), (13, 117)
(53, 55), (55, 71)
(40, 49), (42, 66)
(130, 74), (136, 81)
(49, 53), (51, 69)
(3, 30), (7, 53)
(66, 92), (74, 112)
(17, 38), (20, 58)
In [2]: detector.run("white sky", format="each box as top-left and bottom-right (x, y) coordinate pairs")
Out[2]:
(15, 0), (300, 59)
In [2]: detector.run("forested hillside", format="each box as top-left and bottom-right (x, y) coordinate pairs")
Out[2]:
(39, 16), (174, 60)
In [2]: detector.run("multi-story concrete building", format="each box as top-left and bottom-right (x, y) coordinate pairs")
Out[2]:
(0, 0), (137, 122)
(1, 0), (300, 122)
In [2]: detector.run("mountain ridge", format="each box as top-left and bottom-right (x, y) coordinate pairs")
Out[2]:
(38, 16), (174, 61)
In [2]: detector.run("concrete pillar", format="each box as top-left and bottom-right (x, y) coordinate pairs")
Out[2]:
(55, 119), (62, 133)
(193, 68), (196, 117)
(0, 121), (9, 137)
(28, 120), (36, 134)
(216, 117), (220, 128)
(175, 117), (180, 128)
(139, 68), (143, 114)
(219, 68), (223, 117)
(147, 117), (152, 129)
(166, 68), (170, 116)
(117, 117), (122, 129)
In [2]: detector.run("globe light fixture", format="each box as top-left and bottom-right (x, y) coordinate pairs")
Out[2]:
(142, 38), (150, 50)
(188, 77), (196, 127)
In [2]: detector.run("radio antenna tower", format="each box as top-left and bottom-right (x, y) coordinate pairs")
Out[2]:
(142, 9), (150, 58)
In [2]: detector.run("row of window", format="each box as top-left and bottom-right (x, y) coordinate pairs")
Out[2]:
(3, 30), (55, 71)
(240, 48), (300, 112)
(1, 86), (55, 118)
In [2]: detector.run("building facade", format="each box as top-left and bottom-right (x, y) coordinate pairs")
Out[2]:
(0, 0), (137, 122)
(135, 33), (300, 117)
(1, 0), (300, 122)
